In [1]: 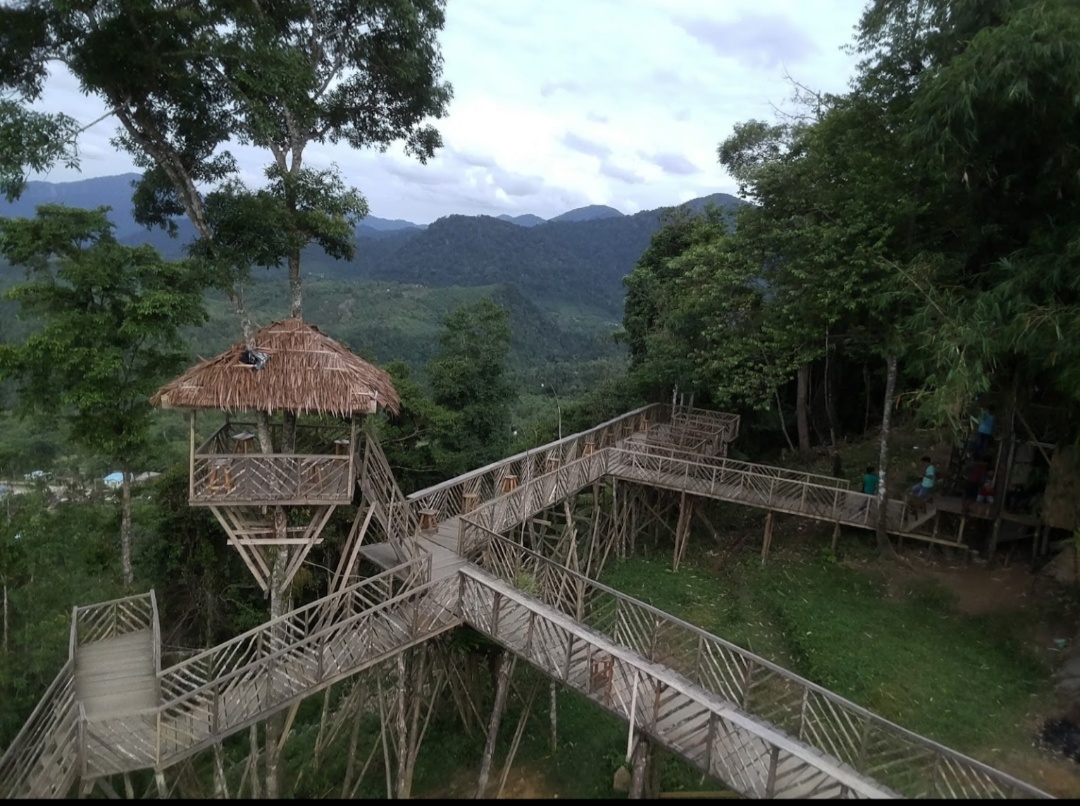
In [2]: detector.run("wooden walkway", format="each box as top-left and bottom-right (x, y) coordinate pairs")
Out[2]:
(461, 567), (893, 798)
(76, 630), (158, 719)
(0, 404), (1052, 799)
(607, 444), (956, 546)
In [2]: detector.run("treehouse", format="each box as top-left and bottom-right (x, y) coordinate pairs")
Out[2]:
(150, 318), (400, 591)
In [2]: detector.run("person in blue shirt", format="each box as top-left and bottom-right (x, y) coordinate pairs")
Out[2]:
(858, 466), (879, 515)
(972, 407), (995, 460)
(909, 455), (936, 505)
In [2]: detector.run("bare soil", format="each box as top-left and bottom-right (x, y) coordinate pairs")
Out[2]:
(848, 551), (1080, 797)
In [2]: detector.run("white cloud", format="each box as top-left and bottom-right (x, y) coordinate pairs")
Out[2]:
(23, 0), (866, 224)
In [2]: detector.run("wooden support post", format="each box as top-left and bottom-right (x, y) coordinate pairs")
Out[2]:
(629, 734), (650, 799)
(761, 512), (775, 564)
(213, 740), (228, 799)
(476, 651), (513, 798)
(831, 521), (840, 554)
(550, 680), (558, 752)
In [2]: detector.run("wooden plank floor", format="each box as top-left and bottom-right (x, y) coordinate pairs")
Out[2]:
(75, 629), (158, 718)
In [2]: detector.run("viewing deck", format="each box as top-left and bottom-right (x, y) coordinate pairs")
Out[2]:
(189, 421), (356, 506)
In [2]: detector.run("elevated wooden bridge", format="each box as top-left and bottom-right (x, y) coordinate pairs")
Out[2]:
(0, 404), (1050, 799)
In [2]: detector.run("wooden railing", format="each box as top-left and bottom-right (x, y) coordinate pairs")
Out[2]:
(456, 452), (610, 558)
(70, 592), (158, 653)
(79, 560), (461, 776)
(0, 594), (153, 798)
(190, 454), (352, 505)
(190, 421), (355, 505)
(608, 446), (915, 534)
(459, 568), (886, 798)
(0, 662), (79, 799)
(623, 440), (852, 490)
(407, 403), (668, 525)
(459, 523), (1050, 799)
(358, 433), (420, 560)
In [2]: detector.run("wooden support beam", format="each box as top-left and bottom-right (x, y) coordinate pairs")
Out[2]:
(476, 651), (515, 798)
(761, 512), (775, 564)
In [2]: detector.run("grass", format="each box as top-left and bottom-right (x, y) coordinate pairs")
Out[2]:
(601, 548), (1052, 756)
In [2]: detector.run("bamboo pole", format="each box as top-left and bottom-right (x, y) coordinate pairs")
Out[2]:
(761, 512), (775, 564)
(476, 652), (514, 798)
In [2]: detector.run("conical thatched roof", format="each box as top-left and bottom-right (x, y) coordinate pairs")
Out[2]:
(151, 318), (400, 416)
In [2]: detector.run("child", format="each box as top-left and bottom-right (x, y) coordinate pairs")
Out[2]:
(858, 466), (879, 515)
(909, 455), (936, 513)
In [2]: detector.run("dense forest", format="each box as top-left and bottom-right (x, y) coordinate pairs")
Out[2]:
(1, 0), (1079, 798)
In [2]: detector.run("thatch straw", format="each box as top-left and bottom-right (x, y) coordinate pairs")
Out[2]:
(150, 318), (400, 416)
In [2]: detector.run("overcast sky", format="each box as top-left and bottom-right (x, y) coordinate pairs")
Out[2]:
(29, 0), (867, 224)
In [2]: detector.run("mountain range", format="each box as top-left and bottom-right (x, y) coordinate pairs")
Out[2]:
(0, 174), (742, 317)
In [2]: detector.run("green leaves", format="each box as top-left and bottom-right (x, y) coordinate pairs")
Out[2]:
(0, 206), (209, 467)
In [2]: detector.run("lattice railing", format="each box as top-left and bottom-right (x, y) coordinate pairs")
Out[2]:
(191, 454), (352, 505)
(70, 592), (158, 653)
(358, 433), (419, 560)
(407, 403), (667, 526)
(458, 523), (1050, 799)
(77, 561), (459, 776)
(609, 447), (914, 533)
(0, 662), (79, 799)
(459, 568), (880, 798)
(457, 452), (610, 558)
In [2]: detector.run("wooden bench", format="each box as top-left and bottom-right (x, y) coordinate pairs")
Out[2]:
(419, 509), (439, 530)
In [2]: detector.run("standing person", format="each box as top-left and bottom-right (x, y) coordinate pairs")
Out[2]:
(909, 455), (936, 512)
(858, 465), (879, 515)
(971, 406), (995, 460)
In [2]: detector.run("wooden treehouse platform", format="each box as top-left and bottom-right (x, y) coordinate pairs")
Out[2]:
(188, 421), (358, 506)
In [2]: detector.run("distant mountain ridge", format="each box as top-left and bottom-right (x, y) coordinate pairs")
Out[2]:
(1, 174), (743, 317)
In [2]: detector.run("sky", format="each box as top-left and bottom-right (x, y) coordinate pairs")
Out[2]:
(28, 0), (868, 225)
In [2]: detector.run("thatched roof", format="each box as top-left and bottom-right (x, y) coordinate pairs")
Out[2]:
(151, 318), (400, 416)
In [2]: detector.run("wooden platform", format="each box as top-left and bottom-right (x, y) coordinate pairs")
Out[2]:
(932, 494), (1042, 527)
(75, 629), (158, 718)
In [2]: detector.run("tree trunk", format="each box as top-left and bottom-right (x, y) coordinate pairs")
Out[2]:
(628, 734), (649, 799)
(823, 337), (839, 452)
(476, 651), (512, 798)
(796, 363), (811, 453)
(874, 355), (899, 558)
(2, 581), (7, 654)
(774, 389), (796, 454)
(288, 250), (303, 320)
(283, 411), (297, 456)
(120, 468), (133, 586)
(548, 682), (557, 751)
(264, 547), (290, 800)
(248, 724), (262, 800)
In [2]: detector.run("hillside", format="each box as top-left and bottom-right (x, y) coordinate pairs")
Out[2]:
(0, 175), (743, 317)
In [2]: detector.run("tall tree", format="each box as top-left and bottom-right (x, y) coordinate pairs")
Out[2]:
(0, 0), (453, 323)
(427, 298), (514, 476)
(0, 205), (208, 585)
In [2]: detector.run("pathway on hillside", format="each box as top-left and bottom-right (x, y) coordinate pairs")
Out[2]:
(0, 405), (1044, 799)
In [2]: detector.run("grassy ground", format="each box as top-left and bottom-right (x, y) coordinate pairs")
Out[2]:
(601, 510), (1080, 796)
